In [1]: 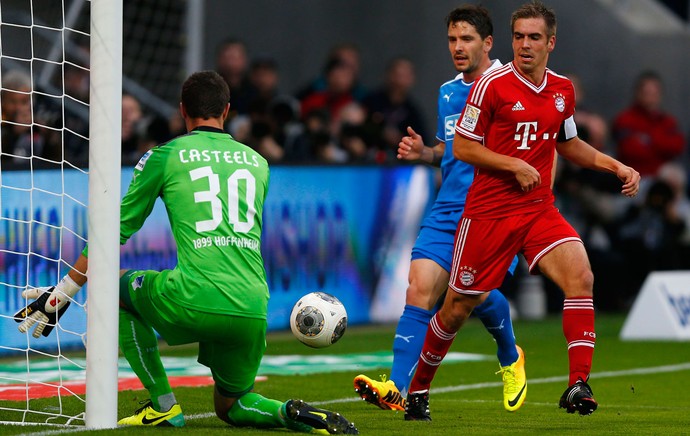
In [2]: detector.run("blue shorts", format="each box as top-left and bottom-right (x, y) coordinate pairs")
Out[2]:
(412, 210), (518, 276)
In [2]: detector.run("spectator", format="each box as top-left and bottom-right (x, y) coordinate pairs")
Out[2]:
(267, 96), (305, 162)
(64, 64), (90, 104)
(215, 38), (252, 116)
(59, 63), (91, 164)
(296, 43), (367, 102)
(244, 56), (286, 162)
(291, 109), (347, 163)
(610, 179), (687, 307)
(612, 70), (686, 179)
(299, 58), (357, 134)
(137, 114), (174, 157)
(1, 70), (45, 165)
(246, 56), (280, 118)
(121, 94), (144, 165)
(248, 117), (284, 163)
(336, 102), (372, 162)
(362, 56), (427, 163)
(657, 161), (690, 246)
(566, 73), (609, 152)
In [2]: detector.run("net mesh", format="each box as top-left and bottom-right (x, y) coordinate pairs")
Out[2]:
(0, 0), (187, 426)
(0, 0), (91, 425)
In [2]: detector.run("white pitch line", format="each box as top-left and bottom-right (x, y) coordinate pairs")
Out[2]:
(14, 361), (690, 435)
(311, 361), (690, 405)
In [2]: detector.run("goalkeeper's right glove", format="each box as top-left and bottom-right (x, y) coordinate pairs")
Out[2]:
(14, 275), (81, 338)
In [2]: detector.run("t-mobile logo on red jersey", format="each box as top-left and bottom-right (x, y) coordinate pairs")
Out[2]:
(514, 122), (538, 150)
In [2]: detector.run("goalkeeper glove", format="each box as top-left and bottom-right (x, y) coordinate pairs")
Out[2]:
(14, 275), (82, 338)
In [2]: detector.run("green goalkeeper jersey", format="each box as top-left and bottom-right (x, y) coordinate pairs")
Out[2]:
(120, 126), (270, 319)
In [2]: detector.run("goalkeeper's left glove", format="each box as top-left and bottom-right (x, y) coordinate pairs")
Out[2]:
(14, 275), (82, 338)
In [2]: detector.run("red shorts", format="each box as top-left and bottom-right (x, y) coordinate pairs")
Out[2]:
(449, 207), (582, 294)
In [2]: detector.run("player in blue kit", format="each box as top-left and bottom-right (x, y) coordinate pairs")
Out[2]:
(354, 5), (526, 414)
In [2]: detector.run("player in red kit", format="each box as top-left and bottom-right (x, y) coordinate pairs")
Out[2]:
(404, 1), (640, 421)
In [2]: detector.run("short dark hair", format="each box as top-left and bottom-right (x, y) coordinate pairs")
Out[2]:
(446, 5), (493, 40)
(511, 1), (557, 37)
(181, 71), (230, 119)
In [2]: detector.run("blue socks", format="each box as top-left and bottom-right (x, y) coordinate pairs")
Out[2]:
(390, 290), (517, 394)
(473, 290), (518, 367)
(390, 305), (433, 396)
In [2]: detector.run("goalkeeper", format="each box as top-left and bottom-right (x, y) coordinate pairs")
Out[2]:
(16, 71), (358, 434)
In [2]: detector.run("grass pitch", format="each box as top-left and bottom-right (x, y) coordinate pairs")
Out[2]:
(1, 314), (689, 434)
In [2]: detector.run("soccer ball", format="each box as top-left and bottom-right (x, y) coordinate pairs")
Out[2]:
(290, 292), (347, 348)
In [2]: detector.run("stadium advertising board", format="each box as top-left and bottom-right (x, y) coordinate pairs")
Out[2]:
(0, 165), (433, 352)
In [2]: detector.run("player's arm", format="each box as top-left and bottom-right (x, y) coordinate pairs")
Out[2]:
(556, 136), (640, 197)
(120, 150), (166, 244)
(453, 133), (541, 192)
(397, 126), (444, 166)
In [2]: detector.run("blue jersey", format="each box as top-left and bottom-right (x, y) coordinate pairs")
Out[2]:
(413, 60), (505, 271)
(431, 59), (502, 219)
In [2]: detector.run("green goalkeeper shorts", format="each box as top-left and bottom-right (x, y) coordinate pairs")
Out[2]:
(120, 269), (267, 397)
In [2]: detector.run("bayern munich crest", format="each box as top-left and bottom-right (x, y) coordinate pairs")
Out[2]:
(554, 93), (565, 112)
(459, 266), (477, 286)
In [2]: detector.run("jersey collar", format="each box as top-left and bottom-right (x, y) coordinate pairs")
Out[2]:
(192, 126), (225, 134)
(509, 62), (548, 93)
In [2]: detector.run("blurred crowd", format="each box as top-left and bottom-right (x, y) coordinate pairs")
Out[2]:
(554, 71), (690, 310)
(2, 40), (428, 168)
(2, 39), (690, 310)
(213, 39), (428, 165)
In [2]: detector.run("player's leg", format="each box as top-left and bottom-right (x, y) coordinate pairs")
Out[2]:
(472, 257), (520, 366)
(391, 259), (449, 390)
(200, 316), (284, 428)
(202, 315), (359, 434)
(471, 257), (525, 411)
(405, 289), (482, 421)
(354, 225), (451, 409)
(410, 290), (482, 389)
(527, 209), (597, 415)
(117, 270), (184, 427)
(405, 216), (523, 420)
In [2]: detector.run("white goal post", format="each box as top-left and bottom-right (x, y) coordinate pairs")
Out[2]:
(85, 0), (122, 429)
(0, 0), (121, 429)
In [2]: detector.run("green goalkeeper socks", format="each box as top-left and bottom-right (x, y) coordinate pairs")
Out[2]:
(226, 393), (285, 428)
(119, 308), (174, 411)
(227, 393), (314, 432)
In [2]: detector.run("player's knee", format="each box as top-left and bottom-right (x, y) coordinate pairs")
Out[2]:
(405, 281), (436, 310)
(439, 293), (478, 330)
(564, 268), (594, 297)
(213, 386), (236, 424)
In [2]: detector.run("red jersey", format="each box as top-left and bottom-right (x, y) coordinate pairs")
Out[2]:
(455, 62), (577, 219)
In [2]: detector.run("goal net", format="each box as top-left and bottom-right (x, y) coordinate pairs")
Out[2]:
(0, 0), (121, 428)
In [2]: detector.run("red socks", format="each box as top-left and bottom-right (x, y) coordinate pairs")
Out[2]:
(563, 297), (595, 385)
(408, 314), (456, 393)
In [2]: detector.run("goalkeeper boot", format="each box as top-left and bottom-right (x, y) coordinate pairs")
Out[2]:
(284, 399), (359, 435)
(117, 400), (185, 427)
(404, 391), (431, 421)
(559, 378), (598, 416)
(497, 345), (527, 412)
(353, 374), (405, 411)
